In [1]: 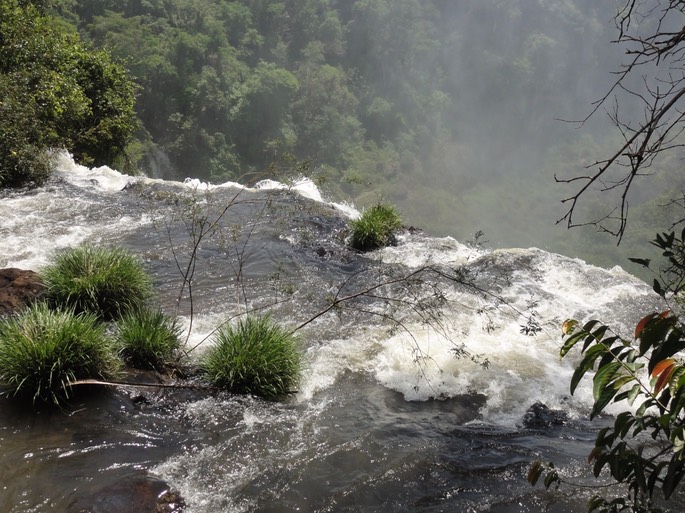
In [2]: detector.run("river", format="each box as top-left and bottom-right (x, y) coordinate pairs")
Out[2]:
(0, 154), (677, 512)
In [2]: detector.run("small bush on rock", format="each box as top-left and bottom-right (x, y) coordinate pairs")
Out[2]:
(0, 303), (118, 405)
(42, 244), (153, 321)
(349, 202), (403, 251)
(201, 316), (301, 398)
(116, 307), (181, 371)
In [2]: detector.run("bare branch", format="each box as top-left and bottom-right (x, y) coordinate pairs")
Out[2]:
(560, 1), (685, 241)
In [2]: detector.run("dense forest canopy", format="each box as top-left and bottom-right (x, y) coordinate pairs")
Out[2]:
(4, 0), (685, 274)
(0, 0), (137, 187)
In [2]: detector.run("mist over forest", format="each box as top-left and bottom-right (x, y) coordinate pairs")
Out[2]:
(52, 0), (685, 276)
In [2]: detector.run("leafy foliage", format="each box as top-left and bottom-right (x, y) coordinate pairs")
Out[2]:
(201, 316), (301, 398)
(0, 303), (118, 405)
(629, 228), (685, 300)
(48, 0), (645, 263)
(0, 0), (137, 187)
(529, 224), (685, 510)
(41, 244), (153, 321)
(349, 202), (403, 251)
(529, 311), (685, 511)
(115, 307), (181, 371)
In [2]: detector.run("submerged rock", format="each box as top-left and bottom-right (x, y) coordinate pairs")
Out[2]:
(67, 475), (185, 513)
(522, 402), (568, 429)
(0, 268), (45, 316)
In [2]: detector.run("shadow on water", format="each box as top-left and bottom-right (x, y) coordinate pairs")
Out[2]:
(1, 360), (682, 513)
(0, 382), (196, 512)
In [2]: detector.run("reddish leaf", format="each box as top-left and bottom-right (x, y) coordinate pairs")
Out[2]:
(635, 313), (657, 339)
(561, 319), (577, 336)
(652, 358), (677, 378)
(654, 361), (677, 394)
(588, 446), (602, 464)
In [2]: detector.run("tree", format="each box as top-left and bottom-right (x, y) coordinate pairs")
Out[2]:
(557, 1), (685, 242)
(0, 0), (137, 187)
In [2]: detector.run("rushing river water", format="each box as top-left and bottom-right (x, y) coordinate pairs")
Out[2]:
(0, 154), (680, 512)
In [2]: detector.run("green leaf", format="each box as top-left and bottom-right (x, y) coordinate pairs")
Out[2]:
(649, 461), (669, 495)
(527, 461), (543, 486)
(628, 257), (651, 267)
(560, 329), (589, 357)
(648, 332), (685, 375)
(612, 375), (635, 391)
(658, 414), (673, 430)
(614, 411), (636, 438)
(543, 469), (559, 489)
(592, 384), (620, 419)
(570, 345), (607, 394)
(589, 362), (624, 418)
(663, 456), (685, 499)
(595, 426), (613, 446)
(588, 496), (606, 513)
(653, 279), (663, 297)
(626, 383), (642, 406)
(593, 361), (622, 401)
(670, 374), (685, 417)
(582, 320), (601, 332)
(639, 316), (676, 357)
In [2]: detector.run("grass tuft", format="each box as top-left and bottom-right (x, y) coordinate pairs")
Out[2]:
(349, 202), (403, 251)
(201, 316), (301, 398)
(116, 307), (182, 371)
(0, 303), (118, 405)
(41, 244), (153, 321)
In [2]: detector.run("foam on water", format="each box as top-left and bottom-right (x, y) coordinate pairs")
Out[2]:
(1, 192), (152, 270)
(2, 155), (357, 270)
(379, 233), (485, 267)
(254, 176), (359, 218)
(0, 155), (668, 512)
(53, 152), (135, 192)
(295, 238), (662, 427)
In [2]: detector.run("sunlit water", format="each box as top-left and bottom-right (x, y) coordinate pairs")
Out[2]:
(0, 154), (678, 512)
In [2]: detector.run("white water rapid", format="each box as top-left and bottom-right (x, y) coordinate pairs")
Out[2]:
(0, 155), (671, 513)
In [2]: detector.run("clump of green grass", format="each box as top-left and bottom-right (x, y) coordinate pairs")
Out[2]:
(0, 303), (118, 405)
(41, 244), (153, 321)
(349, 202), (403, 251)
(115, 307), (182, 371)
(201, 316), (301, 398)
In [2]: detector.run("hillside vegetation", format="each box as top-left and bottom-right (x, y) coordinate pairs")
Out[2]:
(6, 0), (684, 276)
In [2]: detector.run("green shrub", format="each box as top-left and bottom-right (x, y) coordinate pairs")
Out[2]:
(116, 307), (182, 371)
(41, 244), (153, 321)
(349, 202), (403, 251)
(201, 316), (301, 398)
(0, 303), (118, 405)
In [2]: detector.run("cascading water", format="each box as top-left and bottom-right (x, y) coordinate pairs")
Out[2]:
(0, 154), (676, 512)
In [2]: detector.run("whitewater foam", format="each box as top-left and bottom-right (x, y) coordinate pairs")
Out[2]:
(294, 238), (662, 426)
(2, 155), (663, 426)
(53, 151), (135, 192)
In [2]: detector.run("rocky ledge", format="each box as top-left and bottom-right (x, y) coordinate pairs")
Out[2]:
(0, 268), (45, 316)
(67, 475), (185, 513)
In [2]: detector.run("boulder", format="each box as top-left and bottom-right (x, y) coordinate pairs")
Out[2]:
(67, 476), (185, 513)
(522, 402), (568, 429)
(0, 268), (45, 316)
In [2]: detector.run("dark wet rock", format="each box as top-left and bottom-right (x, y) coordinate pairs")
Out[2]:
(523, 402), (568, 429)
(0, 268), (45, 316)
(67, 475), (185, 513)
